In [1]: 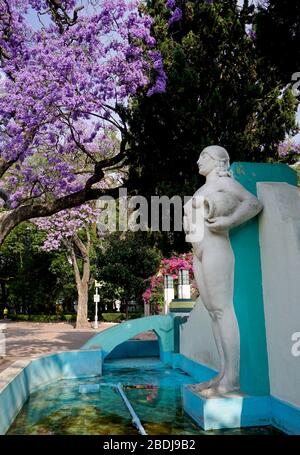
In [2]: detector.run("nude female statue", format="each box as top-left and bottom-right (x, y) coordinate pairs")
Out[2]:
(183, 145), (263, 397)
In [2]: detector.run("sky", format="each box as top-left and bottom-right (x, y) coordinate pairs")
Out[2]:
(26, 1), (300, 143)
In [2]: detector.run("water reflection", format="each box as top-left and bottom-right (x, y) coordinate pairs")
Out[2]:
(8, 361), (282, 435)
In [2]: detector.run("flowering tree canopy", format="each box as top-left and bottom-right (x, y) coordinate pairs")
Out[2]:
(35, 203), (98, 251)
(0, 0), (166, 244)
(278, 141), (300, 164)
(35, 202), (100, 328)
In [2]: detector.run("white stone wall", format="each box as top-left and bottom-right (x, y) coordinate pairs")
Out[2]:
(258, 182), (300, 409)
(180, 298), (219, 371)
(164, 288), (175, 314)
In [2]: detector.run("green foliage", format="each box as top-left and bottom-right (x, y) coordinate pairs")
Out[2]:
(0, 222), (59, 314)
(9, 314), (76, 322)
(61, 314), (77, 322)
(126, 312), (144, 320)
(0, 222), (158, 319)
(101, 312), (143, 322)
(127, 0), (299, 252)
(30, 315), (47, 322)
(0, 221), (91, 316)
(149, 292), (164, 313)
(255, 0), (300, 85)
(95, 232), (162, 313)
(48, 251), (77, 308)
(9, 314), (30, 321)
(101, 313), (126, 322)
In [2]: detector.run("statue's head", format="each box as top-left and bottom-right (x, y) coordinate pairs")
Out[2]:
(197, 145), (231, 177)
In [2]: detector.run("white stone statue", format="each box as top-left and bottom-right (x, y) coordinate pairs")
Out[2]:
(183, 145), (263, 397)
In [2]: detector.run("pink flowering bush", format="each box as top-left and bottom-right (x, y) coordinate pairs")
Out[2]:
(142, 252), (198, 313)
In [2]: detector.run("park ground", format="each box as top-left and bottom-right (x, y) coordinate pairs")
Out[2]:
(0, 320), (114, 373)
(0, 320), (157, 374)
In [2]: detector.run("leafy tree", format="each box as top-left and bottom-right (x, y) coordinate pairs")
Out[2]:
(124, 0), (299, 253)
(47, 250), (77, 314)
(36, 205), (98, 328)
(95, 232), (161, 318)
(0, 0), (166, 245)
(127, 0), (298, 203)
(0, 222), (58, 314)
(255, 0), (300, 85)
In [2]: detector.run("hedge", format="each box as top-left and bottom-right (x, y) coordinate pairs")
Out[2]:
(101, 313), (126, 322)
(9, 312), (143, 323)
(9, 314), (76, 322)
(101, 312), (143, 322)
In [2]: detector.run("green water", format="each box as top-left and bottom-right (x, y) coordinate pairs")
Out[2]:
(8, 360), (282, 435)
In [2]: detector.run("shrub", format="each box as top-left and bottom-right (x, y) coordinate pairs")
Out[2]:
(10, 314), (29, 321)
(101, 313), (126, 322)
(62, 314), (76, 322)
(30, 315), (48, 322)
(101, 312), (143, 322)
(9, 312), (141, 323)
(127, 312), (143, 320)
(9, 314), (76, 322)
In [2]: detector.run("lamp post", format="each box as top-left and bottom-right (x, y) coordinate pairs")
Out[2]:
(94, 280), (104, 329)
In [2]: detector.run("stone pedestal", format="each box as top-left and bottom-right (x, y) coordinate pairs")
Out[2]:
(183, 385), (271, 431)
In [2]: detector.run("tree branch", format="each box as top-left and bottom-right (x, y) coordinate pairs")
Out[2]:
(0, 188), (11, 209)
(94, 135), (129, 171)
(73, 232), (88, 260)
(0, 183), (124, 246)
(70, 245), (81, 284)
(45, 0), (84, 33)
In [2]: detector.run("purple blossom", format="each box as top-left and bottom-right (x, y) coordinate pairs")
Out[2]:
(0, 0), (166, 212)
(35, 204), (99, 251)
(147, 51), (167, 96)
(168, 7), (182, 27)
(248, 30), (257, 40)
(278, 141), (300, 159)
(245, 24), (257, 40)
(166, 0), (176, 9)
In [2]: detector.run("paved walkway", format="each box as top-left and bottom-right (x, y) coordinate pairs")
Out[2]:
(0, 320), (117, 373)
(0, 320), (157, 374)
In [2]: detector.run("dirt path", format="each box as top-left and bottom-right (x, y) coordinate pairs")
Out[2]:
(0, 320), (117, 373)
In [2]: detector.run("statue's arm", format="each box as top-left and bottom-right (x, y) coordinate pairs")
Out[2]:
(207, 179), (263, 232)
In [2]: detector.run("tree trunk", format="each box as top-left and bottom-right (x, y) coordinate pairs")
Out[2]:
(70, 230), (91, 330)
(76, 280), (90, 329)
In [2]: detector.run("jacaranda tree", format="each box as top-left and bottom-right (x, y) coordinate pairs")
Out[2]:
(36, 204), (98, 328)
(0, 0), (166, 245)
